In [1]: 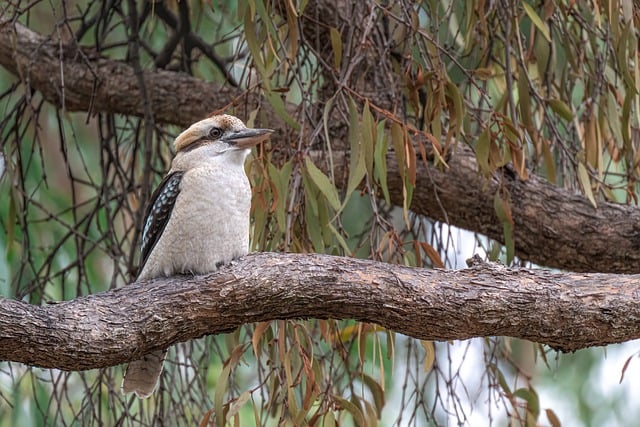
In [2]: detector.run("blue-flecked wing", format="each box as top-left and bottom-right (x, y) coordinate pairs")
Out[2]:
(138, 171), (185, 277)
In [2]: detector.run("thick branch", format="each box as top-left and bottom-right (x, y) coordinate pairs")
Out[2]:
(2, 22), (640, 273)
(1, 252), (639, 371)
(387, 147), (640, 273)
(0, 21), (257, 128)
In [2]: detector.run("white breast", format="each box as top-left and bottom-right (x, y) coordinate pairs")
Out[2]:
(138, 165), (251, 280)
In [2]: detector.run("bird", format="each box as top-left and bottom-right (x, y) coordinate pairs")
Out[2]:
(121, 114), (274, 398)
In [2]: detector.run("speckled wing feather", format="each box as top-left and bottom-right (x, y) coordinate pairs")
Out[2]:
(138, 171), (184, 277)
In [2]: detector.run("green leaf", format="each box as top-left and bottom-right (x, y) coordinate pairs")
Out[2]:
(445, 81), (465, 142)
(227, 391), (251, 420)
(374, 121), (390, 205)
(303, 173), (319, 216)
(361, 101), (375, 176)
(323, 95), (336, 148)
(385, 328), (395, 359)
(323, 411), (337, 427)
(268, 161), (293, 233)
(523, 3), (551, 42)
(518, 67), (532, 131)
(305, 157), (341, 211)
(514, 387), (540, 420)
(490, 364), (512, 396)
(243, 9), (266, 77)
(214, 363), (231, 427)
(347, 97), (366, 198)
(333, 395), (365, 427)
(541, 139), (556, 183)
(548, 99), (573, 122)
(330, 27), (342, 70)
(328, 222), (351, 254)
(390, 122), (405, 183)
(577, 162), (597, 208)
(305, 201), (324, 252)
(360, 374), (385, 417)
(266, 91), (301, 131)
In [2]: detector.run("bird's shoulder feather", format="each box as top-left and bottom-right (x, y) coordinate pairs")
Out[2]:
(138, 171), (185, 277)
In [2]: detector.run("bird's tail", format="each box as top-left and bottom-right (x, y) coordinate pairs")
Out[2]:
(122, 350), (166, 398)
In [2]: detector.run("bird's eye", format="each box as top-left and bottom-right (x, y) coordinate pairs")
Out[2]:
(208, 127), (223, 139)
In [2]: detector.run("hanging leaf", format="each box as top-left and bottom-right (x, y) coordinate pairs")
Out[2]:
(545, 408), (562, 427)
(619, 354), (635, 384)
(361, 101), (375, 177)
(305, 216), (323, 252)
(421, 340), (436, 372)
(252, 321), (272, 359)
(214, 364), (232, 426)
(265, 91), (301, 131)
(548, 99), (573, 122)
(490, 364), (512, 396)
(283, 0), (299, 61)
(445, 81), (465, 143)
(474, 66), (494, 80)
(322, 412), (337, 427)
(305, 157), (341, 211)
(518, 66), (533, 132)
(577, 162), (597, 208)
(227, 391), (251, 420)
(419, 241), (445, 268)
(333, 395), (365, 427)
(328, 222), (351, 254)
(361, 374), (385, 418)
(267, 162), (292, 233)
(513, 387), (540, 420)
(329, 27), (342, 70)
(523, 2), (551, 42)
(374, 122), (391, 205)
(346, 97), (366, 198)
(243, 9), (266, 77)
(541, 138), (556, 183)
(390, 122), (406, 183)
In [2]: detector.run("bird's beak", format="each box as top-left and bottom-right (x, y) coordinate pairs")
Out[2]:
(223, 128), (274, 149)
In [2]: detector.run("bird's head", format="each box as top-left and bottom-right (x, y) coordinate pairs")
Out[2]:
(171, 114), (274, 169)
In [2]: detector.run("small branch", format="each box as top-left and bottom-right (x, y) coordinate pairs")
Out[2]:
(1, 252), (639, 371)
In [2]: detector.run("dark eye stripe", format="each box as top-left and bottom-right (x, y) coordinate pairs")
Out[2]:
(179, 138), (209, 153)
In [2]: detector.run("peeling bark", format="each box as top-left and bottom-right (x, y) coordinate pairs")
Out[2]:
(1, 252), (639, 371)
(2, 22), (640, 273)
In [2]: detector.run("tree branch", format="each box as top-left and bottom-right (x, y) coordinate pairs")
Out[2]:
(0, 252), (638, 371)
(2, 22), (640, 273)
(0, 21), (255, 128)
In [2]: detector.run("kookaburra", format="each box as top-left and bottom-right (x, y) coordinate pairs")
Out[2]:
(121, 114), (273, 398)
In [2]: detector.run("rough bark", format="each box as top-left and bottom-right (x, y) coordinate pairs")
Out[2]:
(1, 252), (639, 371)
(2, 22), (640, 273)
(0, 21), (264, 128)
